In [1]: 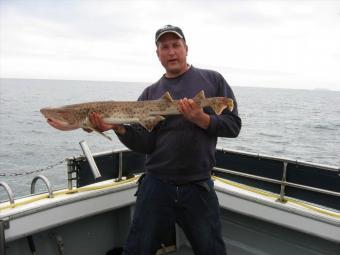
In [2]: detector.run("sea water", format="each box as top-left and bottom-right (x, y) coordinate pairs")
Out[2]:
(1, 78), (339, 200)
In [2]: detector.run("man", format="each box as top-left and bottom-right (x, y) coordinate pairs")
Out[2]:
(91, 25), (241, 255)
(50, 25), (241, 254)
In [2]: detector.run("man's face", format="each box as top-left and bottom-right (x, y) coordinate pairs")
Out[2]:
(156, 33), (188, 78)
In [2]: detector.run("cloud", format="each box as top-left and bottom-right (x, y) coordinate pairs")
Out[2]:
(1, 0), (340, 90)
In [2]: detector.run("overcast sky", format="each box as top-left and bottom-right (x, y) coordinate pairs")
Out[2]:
(1, 0), (340, 90)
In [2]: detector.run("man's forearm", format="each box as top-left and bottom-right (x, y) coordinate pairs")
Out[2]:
(116, 124), (156, 154)
(193, 112), (211, 129)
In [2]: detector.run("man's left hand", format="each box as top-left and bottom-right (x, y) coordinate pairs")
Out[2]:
(178, 98), (211, 129)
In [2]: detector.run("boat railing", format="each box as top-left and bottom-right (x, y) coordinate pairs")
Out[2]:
(212, 166), (340, 201)
(65, 147), (340, 208)
(0, 182), (14, 206)
(30, 175), (54, 198)
(213, 148), (340, 209)
(216, 147), (340, 172)
(1, 146), (339, 211)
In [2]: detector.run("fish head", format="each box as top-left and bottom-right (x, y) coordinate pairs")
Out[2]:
(40, 107), (79, 126)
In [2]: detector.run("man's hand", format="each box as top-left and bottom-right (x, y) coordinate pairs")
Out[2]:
(178, 98), (211, 129)
(86, 112), (126, 135)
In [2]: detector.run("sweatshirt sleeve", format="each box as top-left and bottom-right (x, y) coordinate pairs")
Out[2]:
(205, 73), (242, 137)
(116, 124), (157, 154)
(115, 88), (157, 154)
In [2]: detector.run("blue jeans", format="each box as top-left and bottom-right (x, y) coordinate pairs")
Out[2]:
(123, 174), (227, 255)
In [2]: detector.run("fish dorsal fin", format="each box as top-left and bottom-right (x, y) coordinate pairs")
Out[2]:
(160, 92), (174, 102)
(193, 90), (206, 102)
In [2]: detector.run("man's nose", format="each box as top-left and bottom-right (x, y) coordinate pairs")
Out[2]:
(168, 47), (175, 55)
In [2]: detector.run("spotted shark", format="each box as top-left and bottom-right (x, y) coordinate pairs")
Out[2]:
(40, 90), (233, 139)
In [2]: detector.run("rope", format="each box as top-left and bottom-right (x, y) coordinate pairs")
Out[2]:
(0, 160), (66, 177)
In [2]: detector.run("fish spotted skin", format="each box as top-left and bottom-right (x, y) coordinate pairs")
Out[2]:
(40, 90), (233, 133)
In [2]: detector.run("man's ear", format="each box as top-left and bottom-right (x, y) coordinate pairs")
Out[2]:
(156, 48), (160, 58)
(185, 44), (188, 56)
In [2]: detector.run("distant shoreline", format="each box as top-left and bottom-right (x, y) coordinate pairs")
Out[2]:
(1, 77), (339, 92)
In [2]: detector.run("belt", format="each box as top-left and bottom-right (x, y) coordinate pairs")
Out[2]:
(160, 178), (210, 186)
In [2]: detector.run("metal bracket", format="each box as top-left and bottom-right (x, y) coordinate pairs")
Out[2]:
(66, 157), (76, 190)
(0, 219), (9, 230)
(48, 232), (65, 255)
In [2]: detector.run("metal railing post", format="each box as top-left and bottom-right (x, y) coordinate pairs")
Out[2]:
(79, 141), (102, 179)
(277, 161), (288, 203)
(117, 152), (123, 181)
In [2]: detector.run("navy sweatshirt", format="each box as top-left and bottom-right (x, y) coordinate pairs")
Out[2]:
(118, 66), (241, 182)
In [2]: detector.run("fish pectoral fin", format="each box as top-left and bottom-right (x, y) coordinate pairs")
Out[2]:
(82, 121), (112, 141)
(210, 104), (224, 115)
(89, 127), (112, 141)
(139, 116), (165, 132)
(160, 91), (174, 102)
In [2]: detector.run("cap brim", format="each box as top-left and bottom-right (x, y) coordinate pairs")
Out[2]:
(155, 31), (183, 43)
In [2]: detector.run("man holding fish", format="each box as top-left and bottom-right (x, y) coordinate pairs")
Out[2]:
(46, 25), (241, 255)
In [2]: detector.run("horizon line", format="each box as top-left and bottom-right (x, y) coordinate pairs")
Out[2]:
(1, 77), (339, 92)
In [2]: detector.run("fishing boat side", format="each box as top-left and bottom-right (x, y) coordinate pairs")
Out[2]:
(1, 147), (339, 254)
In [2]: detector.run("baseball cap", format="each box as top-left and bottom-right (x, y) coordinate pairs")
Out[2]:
(155, 25), (185, 43)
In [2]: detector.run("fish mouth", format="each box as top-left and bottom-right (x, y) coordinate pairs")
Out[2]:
(40, 108), (59, 120)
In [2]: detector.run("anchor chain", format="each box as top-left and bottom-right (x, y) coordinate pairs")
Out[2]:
(0, 160), (66, 177)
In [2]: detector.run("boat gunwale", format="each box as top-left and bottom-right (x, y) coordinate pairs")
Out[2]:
(0, 178), (139, 219)
(214, 179), (340, 226)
